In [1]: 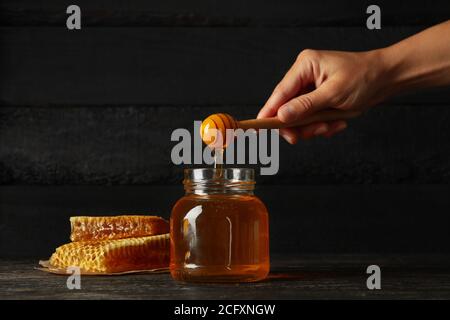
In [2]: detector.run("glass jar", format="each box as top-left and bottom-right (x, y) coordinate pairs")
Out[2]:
(170, 168), (270, 282)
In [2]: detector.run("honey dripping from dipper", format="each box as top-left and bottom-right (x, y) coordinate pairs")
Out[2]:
(200, 113), (238, 178)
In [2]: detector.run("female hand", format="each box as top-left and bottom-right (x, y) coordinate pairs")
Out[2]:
(258, 20), (450, 144)
(258, 49), (386, 143)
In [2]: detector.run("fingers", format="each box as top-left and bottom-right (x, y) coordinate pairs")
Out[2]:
(279, 120), (347, 144)
(322, 120), (347, 138)
(258, 54), (315, 119)
(278, 128), (301, 145)
(277, 81), (336, 124)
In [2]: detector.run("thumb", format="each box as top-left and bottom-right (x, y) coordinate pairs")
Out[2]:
(277, 83), (335, 123)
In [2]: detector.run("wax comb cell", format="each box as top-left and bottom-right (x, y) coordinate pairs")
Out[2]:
(70, 215), (169, 241)
(49, 234), (170, 273)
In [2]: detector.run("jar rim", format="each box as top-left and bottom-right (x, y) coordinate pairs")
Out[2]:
(184, 168), (254, 182)
(183, 168), (255, 194)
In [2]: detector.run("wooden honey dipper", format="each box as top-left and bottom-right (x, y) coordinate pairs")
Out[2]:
(200, 110), (361, 147)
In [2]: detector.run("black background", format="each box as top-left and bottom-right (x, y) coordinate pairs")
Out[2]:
(1, 1), (450, 258)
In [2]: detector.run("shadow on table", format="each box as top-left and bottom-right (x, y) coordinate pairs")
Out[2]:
(264, 270), (355, 282)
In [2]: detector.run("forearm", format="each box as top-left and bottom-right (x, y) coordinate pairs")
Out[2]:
(377, 20), (450, 98)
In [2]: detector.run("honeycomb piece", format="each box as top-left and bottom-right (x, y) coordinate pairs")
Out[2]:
(49, 234), (169, 273)
(70, 215), (169, 242)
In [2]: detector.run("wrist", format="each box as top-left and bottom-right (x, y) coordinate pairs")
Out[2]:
(373, 38), (450, 96)
(361, 48), (399, 103)
(376, 45), (407, 97)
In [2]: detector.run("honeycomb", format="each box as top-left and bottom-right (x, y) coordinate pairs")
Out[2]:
(70, 215), (169, 241)
(49, 233), (170, 273)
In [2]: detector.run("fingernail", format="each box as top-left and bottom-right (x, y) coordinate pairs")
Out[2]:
(283, 134), (296, 144)
(335, 122), (347, 131)
(314, 126), (328, 136)
(278, 104), (296, 122)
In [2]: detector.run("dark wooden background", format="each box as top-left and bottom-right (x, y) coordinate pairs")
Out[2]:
(1, 0), (450, 258)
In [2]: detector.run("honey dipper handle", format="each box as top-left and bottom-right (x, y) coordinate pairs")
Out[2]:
(238, 109), (361, 130)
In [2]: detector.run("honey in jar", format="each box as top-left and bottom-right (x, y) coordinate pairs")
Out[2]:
(170, 168), (270, 282)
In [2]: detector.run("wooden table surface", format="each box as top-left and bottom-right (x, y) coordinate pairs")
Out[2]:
(1, 255), (449, 299)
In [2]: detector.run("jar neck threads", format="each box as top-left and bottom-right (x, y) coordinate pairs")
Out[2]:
(183, 168), (255, 195)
